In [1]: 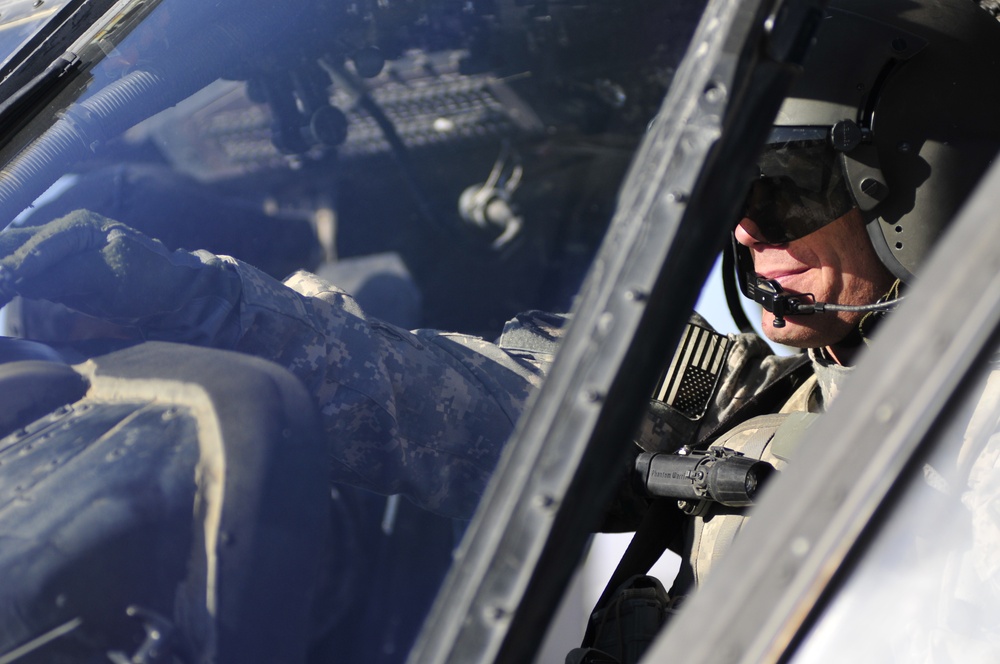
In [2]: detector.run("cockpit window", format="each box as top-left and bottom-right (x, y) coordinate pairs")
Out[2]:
(0, 0), (73, 68)
(0, 0), (703, 660)
(791, 350), (1000, 662)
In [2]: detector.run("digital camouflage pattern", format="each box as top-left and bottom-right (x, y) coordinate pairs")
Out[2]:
(0, 211), (552, 519)
(230, 264), (548, 518)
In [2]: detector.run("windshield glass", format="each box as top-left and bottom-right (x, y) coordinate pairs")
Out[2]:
(0, 0), (73, 67)
(790, 347), (1000, 662)
(0, 0), (704, 660)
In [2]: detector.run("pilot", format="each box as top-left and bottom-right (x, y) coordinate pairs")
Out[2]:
(649, 0), (1000, 596)
(0, 0), (999, 661)
(568, 3), (1000, 661)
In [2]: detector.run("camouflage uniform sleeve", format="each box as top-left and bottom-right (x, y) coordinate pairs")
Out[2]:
(223, 262), (551, 519)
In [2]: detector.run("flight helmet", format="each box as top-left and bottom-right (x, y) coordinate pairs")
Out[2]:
(746, 0), (1000, 283)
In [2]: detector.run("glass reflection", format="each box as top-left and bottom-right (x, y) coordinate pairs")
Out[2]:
(793, 355), (1000, 662)
(0, 0), (701, 660)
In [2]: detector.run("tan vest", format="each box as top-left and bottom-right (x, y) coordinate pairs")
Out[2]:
(688, 375), (820, 585)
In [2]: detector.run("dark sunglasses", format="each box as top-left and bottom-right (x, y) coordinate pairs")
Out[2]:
(741, 128), (856, 243)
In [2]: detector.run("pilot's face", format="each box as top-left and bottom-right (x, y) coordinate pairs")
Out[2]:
(734, 208), (896, 350)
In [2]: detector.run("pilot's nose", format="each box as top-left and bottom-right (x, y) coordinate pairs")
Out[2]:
(734, 217), (768, 246)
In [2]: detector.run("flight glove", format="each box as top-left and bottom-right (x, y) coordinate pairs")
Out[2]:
(0, 210), (244, 346)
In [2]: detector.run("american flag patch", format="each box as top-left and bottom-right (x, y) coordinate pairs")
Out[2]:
(652, 323), (731, 420)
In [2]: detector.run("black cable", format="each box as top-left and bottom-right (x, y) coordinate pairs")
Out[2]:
(722, 243), (756, 334)
(793, 297), (905, 314)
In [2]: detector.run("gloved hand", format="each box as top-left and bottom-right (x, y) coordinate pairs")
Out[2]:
(0, 210), (244, 346)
